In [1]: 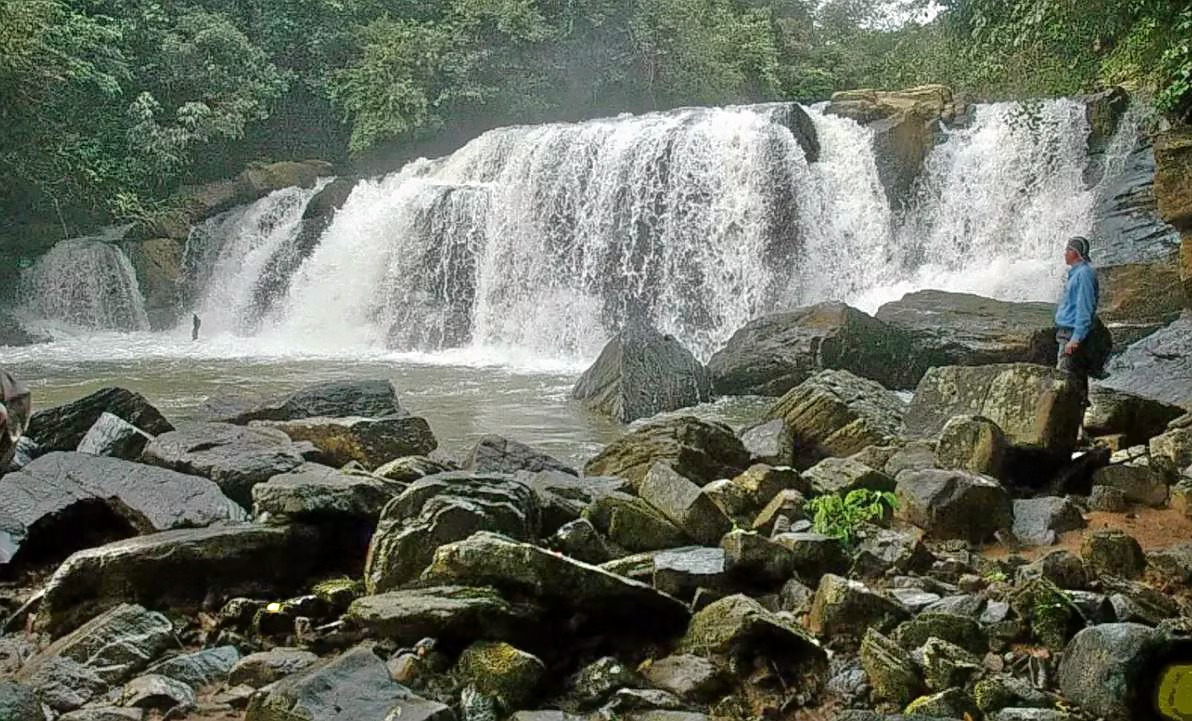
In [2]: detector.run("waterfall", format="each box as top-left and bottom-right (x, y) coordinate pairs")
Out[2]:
(183, 96), (1129, 362)
(20, 238), (149, 332)
(183, 182), (329, 335)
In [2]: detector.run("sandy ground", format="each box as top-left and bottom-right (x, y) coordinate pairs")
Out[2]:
(983, 506), (1192, 561)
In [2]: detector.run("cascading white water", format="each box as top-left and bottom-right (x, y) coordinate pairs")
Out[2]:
(846, 100), (1095, 311)
(191, 96), (1126, 362)
(184, 182), (329, 335)
(20, 238), (149, 332)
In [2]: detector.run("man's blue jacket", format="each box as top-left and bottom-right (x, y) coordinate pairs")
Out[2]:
(1055, 261), (1099, 342)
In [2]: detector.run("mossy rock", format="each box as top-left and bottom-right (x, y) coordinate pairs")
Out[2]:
(455, 641), (545, 709)
(860, 628), (923, 706)
(893, 612), (987, 655)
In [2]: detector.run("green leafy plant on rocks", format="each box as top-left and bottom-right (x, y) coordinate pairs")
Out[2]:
(807, 489), (898, 547)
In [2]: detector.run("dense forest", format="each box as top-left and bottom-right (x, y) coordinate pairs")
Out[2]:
(1, 0), (1189, 248)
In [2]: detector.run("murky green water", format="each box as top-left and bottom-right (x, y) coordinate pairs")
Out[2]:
(2, 332), (771, 466)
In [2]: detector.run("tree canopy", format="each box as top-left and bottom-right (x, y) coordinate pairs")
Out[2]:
(1, 0), (1187, 243)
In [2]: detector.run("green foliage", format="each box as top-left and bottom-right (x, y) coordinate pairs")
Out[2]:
(807, 489), (898, 547)
(1, 0), (1189, 242)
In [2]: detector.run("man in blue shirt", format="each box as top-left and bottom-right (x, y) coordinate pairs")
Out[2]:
(1055, 236), (1101, 407)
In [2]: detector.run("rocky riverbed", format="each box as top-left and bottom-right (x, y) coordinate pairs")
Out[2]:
(2, 323), (1192, 721)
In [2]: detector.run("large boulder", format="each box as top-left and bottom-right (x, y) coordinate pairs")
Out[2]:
(122, 237), (183, 330)
(17, 604), (174, 711)
(765, 369), (906, 468)
(1102, 315), (1192, 410)
(213, 379), (408, 424)
(251, 463), (402, 521)
(895, 469), (1012, 542)
(827, 85), (961, 210)
(0, 311), (49, 347)
(145, 646), (240, 690)
(808, 574), (910, 641)
(464, 435), (576, 476)
(1085, 385), (1185, 447)
(1012, 497), (1085, 546)
(934, 415), (1007, 477)
(875, 291), (1057, 388)
(584, 416), (750, 488)
(572, 323), (711, 423)
(344, 586), (539, 646)
(706, 303), (911, 396)
(904, 364), (1084, 454)
(583, 492), (688, 552)
(1058, 623), (1165, 721)
(422, 531), (689, 636)
(76, 412), (153, 460)
(1099, 262), (1185, 324)
(363, 472), (538, 593)
(27, 388), (173, 452)
(250, 415), (436, 470)
(456, 641), (545, 709)
(638, 463), (732, 546)
(36, 524), (322, 637)
(139, 423), (306, 507)
(245, 645), (452, 721)
(521, 470), (630, 534)
(677, 594), (825, 668)
(0, 452), (246, 569)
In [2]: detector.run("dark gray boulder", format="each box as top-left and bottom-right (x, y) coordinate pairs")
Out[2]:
(17, 604), (174, 711)
(638, 463), (732, 546)
(27, 388), (173, 452)
(344, 586), (539, 646)
(139, 422), (306, 507)
(520, 469), (629, 534)
(1102, 315), (1192, 410)
(678, 593), (825, 668)
(875, 291), (1057, 387)
(738, 419), (795, 466)
(76, 412), (153, 460)
(120, 674), (196, 712)
(251, 463), (403, 521)
(229, 648), (319, 688)
(1085, 385), (1185, 446)
(584, 416), (750, 489)
(36, 524), (321, 636)
(895, 469), (1012, 543)
(1058, 623), (1164, 721)
(245, 646), (453, 721)
(214, 378), (409, 424)
(464, 435), (576, 476)
(364, 472), (539, 593)
(145, 646), (240, 690)
(571, 324), (711, 424)
(0, 451), (245, 569)
(707, 302), (912, 396)
(0, 311), (48, 348)
(1012, 497), (1086, 546)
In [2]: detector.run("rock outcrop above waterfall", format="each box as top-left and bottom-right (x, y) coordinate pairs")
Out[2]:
(133, 160), (334, 240)
(572, 324), (711, 423)
(706, 302), (912, 396)
(827, 85), (966, 209)
(874, 291), (1057, 387)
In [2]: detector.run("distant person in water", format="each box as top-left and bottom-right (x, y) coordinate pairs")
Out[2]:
(1055, 236), (1111, 408)
(0, 369), (31, 468)
(192, 313), (201, 341)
